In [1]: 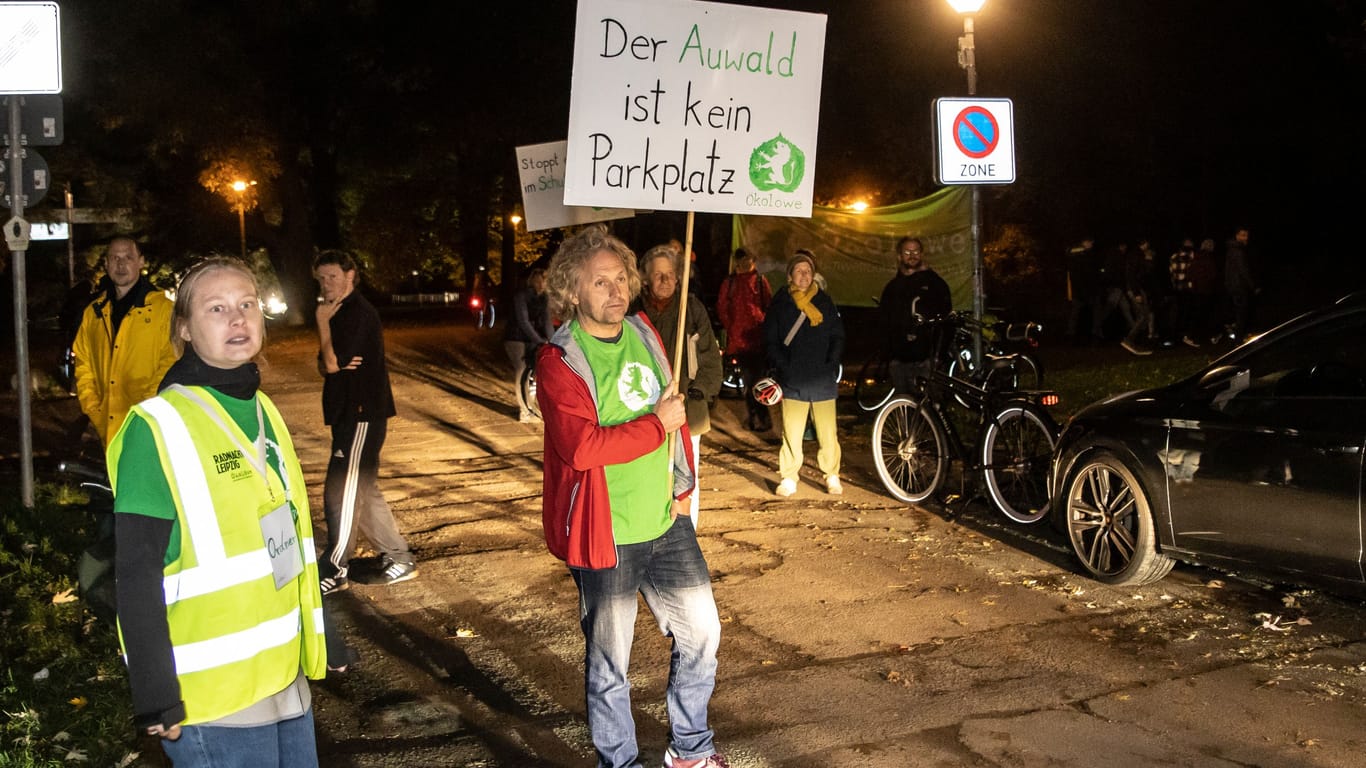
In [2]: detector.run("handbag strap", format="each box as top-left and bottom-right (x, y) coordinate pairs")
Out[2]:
(783, 313), (806, 347)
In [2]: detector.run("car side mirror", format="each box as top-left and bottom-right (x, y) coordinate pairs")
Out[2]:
(1201, 365), (1252, 412)
(1197, 365), (1244, 392)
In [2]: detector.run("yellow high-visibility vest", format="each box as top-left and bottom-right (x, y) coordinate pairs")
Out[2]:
(109, 385), (326, 725)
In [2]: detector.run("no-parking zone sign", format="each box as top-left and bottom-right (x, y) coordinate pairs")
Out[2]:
(934, 98), (1014, 185)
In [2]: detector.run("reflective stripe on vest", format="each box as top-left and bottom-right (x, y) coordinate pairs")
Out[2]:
(172, 605), (325, 675)
(140, 397), (319, 605)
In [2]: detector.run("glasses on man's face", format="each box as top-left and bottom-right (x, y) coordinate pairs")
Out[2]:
(899, 249), (921, 256)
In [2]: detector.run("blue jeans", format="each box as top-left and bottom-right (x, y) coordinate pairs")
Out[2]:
(572, 517), (722, 768)
(160, 710), (318, 768)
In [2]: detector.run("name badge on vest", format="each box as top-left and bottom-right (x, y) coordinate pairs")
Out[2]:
(261, 503), (303, 589)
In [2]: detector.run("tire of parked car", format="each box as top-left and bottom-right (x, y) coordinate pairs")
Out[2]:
(1061, 451), (1175, 585)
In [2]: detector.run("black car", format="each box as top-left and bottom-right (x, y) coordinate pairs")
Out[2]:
(1050, 293), (1366, 595)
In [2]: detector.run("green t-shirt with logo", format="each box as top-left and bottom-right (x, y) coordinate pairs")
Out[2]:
(573, 322), (673, 545)
(113, 389), (283, 565)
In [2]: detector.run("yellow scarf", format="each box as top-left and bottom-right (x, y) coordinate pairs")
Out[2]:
(789, 284), (824, 327)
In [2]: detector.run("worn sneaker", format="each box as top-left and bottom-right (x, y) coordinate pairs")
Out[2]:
(319, 574), (349, 597)
(775, 478), (797, 497)
(1120, 340), (1152, 356)
(664, 747), (731, 768)
(825, 475), (843, 495)
(1181, 335), (1201, 349)
(378, 558), (418, 585)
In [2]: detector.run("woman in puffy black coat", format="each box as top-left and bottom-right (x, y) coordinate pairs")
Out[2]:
(763, 249), (845, 498)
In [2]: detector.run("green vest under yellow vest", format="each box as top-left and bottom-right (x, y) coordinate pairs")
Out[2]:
(109, 385), (326, 725)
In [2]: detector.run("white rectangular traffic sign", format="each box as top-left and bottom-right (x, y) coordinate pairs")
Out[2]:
(934, 97), (1015, 185)
(0, 3), (62, 94)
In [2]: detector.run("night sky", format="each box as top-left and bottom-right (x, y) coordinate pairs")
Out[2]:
(20, 1), (1366, 319)
(813, 2), (1361, 258)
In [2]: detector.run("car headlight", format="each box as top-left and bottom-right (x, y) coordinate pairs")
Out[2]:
(264, 295), (289, 317)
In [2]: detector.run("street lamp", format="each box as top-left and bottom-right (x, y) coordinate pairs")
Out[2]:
(947, 0), (984, 96)
(231, 179), (256, 261)
(947, 0), (987, 361)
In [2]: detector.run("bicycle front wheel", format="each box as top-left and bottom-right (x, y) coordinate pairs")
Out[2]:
(980, 403), (1056, 523)
(520, 365), (540, 418)
(872, 397), (947, 504)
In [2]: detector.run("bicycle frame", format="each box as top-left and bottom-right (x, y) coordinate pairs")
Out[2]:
(872, 363), (1060, 522)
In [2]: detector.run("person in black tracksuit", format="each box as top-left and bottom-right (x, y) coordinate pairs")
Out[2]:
(313, 250), (416, 595)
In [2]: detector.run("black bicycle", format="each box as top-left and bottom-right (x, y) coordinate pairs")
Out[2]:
(943, 310), (1044, 394)
(856, 310), (1044, 413)
(871, 356), (1060, 524)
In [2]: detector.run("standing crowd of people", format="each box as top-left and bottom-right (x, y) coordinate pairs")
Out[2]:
(1065, 227), (1261, 355)
(76, 218), (1270, 766)
(64, 225), (956, 768)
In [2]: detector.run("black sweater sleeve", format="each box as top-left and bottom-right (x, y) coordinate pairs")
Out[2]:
(115, 513), (187, 730)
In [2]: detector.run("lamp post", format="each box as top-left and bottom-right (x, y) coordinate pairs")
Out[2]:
(231, 179), (255, 261)
(947, 0), (986, 362)
(501, 211), (522, 298)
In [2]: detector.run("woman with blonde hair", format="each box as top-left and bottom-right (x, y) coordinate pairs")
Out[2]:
(111, 257), (327, 766)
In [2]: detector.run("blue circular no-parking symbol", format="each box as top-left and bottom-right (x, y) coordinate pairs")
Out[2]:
(953, 107), (999, 159)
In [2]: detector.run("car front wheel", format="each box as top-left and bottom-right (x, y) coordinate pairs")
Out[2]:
(1064, 452), (1174, 585)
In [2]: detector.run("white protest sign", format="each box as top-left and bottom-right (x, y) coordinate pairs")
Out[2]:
(0, 3), (62, 94)
(564, 0), (826, 218)
(515, 140), (635, 232)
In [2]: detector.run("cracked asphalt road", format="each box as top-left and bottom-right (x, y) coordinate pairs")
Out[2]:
(11, 308), (1364, 767)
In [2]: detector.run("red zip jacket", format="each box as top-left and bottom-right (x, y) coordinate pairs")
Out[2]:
(537, 314), (696, 570)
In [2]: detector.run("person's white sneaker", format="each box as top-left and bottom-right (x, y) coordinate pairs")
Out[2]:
(825, 475), (843, 495)
(775, 478), (797, 497)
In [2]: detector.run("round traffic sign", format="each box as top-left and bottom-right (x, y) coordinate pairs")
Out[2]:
(952, 107), (999, 159)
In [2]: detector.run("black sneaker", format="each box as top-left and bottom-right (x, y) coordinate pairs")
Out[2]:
(378, 559), (418, 585)
(319, 574), (349, 596)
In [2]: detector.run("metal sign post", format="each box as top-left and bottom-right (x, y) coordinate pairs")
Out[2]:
(5, 96), (34, 508)
(2, 1), (63, 508)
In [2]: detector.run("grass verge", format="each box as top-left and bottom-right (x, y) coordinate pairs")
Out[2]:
(0, 481), (139, 768)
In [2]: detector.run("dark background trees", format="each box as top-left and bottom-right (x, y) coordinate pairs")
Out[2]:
(20, 0), (1366, 327)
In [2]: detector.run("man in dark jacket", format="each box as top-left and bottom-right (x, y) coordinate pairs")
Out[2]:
(1064, 237), (1100, 344)
(879, 236), (952, 392)
(313, 250), (416, 595)
(1223, 227), (1258, 341)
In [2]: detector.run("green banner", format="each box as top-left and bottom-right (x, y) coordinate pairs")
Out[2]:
(733, 186), (971, 308)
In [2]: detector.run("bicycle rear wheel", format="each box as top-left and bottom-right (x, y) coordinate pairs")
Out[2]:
(980, 402), (1055, 523)
(855, 356), (896, 412)
(872, 397), (947, 503)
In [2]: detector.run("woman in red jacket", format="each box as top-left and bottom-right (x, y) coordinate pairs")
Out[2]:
(716, 248), (772, 431)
